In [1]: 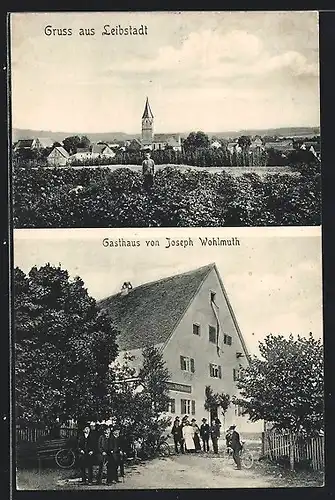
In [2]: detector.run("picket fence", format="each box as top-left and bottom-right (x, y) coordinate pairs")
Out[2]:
(263, 431), (324, 471)
(16, 425), (78, 443)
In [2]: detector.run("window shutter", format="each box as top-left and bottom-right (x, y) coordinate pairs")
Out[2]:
(209, 363), (213, 377)
(191, 400), (196, 415)
(180, 355), (184, 370)
(218, 366), (222, 379)
(233, 368), (236, 381)
(190, 358), (195, 373)
(181, 399), (186, 414)
(171, 399), (175, 414)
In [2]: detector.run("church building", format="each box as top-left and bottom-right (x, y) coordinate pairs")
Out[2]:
(141, 97), (182, 152)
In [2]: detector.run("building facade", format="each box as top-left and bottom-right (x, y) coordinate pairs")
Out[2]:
(99, 263), (262, 433)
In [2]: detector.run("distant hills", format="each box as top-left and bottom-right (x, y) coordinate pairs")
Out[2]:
(12, 126), (320, 144)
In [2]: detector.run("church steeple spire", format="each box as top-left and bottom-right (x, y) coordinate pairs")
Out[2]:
(142, 97), (154, 119)
(142, 97), (154, 144)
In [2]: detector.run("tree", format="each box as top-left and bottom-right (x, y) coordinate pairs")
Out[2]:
(204, 385), (230, 424)
(14, 264), (119, 427)
(183, 131), (210, 151)
(237, 135), (251, 150)
(109, 346), (172, 446)
(234, 333), (323, 470)
(62, 135), (90, 155)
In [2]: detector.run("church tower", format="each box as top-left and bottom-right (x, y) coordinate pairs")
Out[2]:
(141, 97), (154, 145)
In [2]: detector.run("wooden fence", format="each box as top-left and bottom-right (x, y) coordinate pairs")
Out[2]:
(16, 426), (78, 443)
(262, 430), (324, 471)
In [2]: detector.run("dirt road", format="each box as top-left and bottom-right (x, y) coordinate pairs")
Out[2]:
(17, 450), (324, 490)
(54, 453), (281, 489)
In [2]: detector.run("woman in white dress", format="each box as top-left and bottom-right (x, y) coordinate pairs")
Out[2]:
(182, 422), (195, 453)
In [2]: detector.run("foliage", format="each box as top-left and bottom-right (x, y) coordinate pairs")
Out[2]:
(63, 135), (91, 155)
(13, 165), (321, 227)
(14, 264), (119, 426)
(234, 333), (324, 435)
(109, 346), (171, 445)
(183, 131), (210, 151)
(204, 385), (230, 419)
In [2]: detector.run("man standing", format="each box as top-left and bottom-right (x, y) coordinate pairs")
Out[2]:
(96, 426), (113, 485)
(171, 417), (183, 454)
(110, 427), (126, 482)
(77, 424), (96, 484)
(227, 424), (242, 470)
(210, 420), (220, 454)
(200, 418), (210, 452)
(142, 151), (155, 192)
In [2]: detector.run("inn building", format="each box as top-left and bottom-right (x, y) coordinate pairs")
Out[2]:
(99, 263), (262, 432)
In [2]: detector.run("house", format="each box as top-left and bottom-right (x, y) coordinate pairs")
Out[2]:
(14, 137), (54, 151)
(91, 144), (116, 158)
(67, 151), (93, 163)
(250, 136), (264, 151)
(152, 133), (182, 152)
(99, 263), (262, 432)
(210, 140), (222, 149)
(227, 142), (242, 154)
(14, 138), (43, 151)
(127, 138), (143, 152)
(300, 141), (321, 161)
(47, 146), (70, 166)
(264, 139), (294, 153)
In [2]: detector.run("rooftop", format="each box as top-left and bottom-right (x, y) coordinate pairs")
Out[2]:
(98, 264), (215, 351)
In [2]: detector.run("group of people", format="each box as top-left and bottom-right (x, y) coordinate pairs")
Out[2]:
(171, 417), (243, 469)
(77, 423), (126, 485)
(171, 416), (222, 455)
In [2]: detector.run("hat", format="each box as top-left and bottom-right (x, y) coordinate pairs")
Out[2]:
(202, 418), (207, 422)
(191, 418), (196, 422)
(175, 416), (180, 420)
(228, 425), (236, 430)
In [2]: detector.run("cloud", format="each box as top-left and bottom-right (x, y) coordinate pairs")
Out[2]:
(111, 29), (318, 84)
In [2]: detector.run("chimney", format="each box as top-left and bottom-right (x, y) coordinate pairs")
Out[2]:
(120, 281), (133, 296)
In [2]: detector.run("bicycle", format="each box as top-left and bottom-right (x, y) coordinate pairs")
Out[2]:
(55, 447), (76, 469)
(226, 442), (254, 469)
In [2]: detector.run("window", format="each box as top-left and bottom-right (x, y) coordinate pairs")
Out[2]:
(181, 399), (196, 415)
(209, 325), (217, 343)
(180, 355), (195, 373)
(210, 291), (216, 302)
(210, 363), (222, 379)
(224, 334), (232, 346)
(192, 323), (200, 336)
(233, 367), (244, 381)
(164, 398), (175, 413)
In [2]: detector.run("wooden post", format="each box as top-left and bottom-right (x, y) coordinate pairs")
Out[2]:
(289, 432), (295, 471)
(261, 432), (265, 456)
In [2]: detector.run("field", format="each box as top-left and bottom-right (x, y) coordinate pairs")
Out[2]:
(13, 165), (321, 228)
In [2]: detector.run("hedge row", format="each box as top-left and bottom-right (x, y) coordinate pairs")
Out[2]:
(13, 166), (321, 227)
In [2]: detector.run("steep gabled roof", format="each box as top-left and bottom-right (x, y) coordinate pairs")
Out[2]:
(98, 264), (214, 351)
(15, 139), (35, 148)
(142, 97), (154, 119)
(50, 146), (69, 158)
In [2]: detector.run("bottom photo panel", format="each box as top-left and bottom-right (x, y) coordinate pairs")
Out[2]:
(13, 227), (324, 490)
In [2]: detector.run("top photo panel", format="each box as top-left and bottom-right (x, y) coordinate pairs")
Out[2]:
(10, 11), (321, 229)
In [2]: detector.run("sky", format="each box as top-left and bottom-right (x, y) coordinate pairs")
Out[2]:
(10, 11), (320, 134)
(13, 227), (323, 356)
